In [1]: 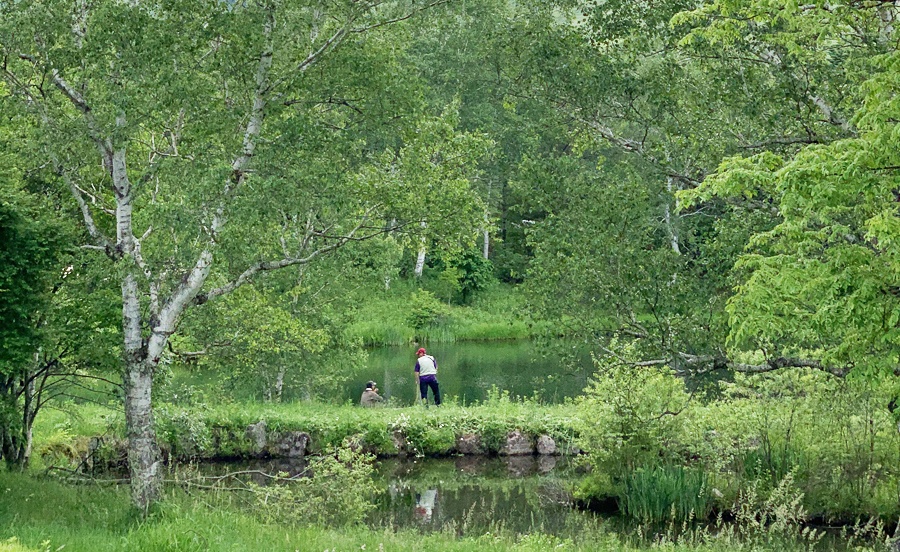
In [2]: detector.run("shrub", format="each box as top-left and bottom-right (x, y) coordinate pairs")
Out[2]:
(156, 405), (212, 458)
(576, 345), (690, 472)
(247, 442), (376, 527)
(407, 289), (446, 330)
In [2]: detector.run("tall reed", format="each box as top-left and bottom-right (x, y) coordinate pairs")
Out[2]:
(620, 465), (712, 524)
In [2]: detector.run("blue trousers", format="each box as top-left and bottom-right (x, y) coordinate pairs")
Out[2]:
(419, 378), (441, 405)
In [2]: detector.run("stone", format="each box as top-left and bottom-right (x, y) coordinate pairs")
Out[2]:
(391, 431), (408, 456)
(536, 434), (558, 455)
(245, 421), (268, 456)
(271, 431), (309, 458)
(505, 455), (536, 476)
(500, 430), (534, 456)
(456, 433), (483, 455)
(538, 455), (558, 473)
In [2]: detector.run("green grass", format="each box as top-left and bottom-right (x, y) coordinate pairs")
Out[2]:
(30, 398), (584, 464)
(621, 465), (712, 524)
(344, 283), (538, 346)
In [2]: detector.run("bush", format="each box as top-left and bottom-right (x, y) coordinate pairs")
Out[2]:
(576, 345), (690, 472)
(156, 405), (213, 458)
(248, 442), (376, 527)
(407, 289), (447, 330)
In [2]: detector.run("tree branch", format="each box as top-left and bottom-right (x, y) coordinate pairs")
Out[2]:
(194, 212), (388, 305)
(350, 0), (451, 33)
(51, 157), (116, 255)
(675, 353), (851, 377)
(266, 19), (353, 98)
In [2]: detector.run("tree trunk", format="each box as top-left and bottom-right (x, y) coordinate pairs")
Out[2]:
(20, 370), (34, 468)
(414, 221), (427, 278)
(483, 182), (492, 260)
(664, 176), (681, 255)
(0, 371), (36, 470)
(274, 366), (285, 403)
(124, 358), (161, 513)
(122, 270), (161, 513)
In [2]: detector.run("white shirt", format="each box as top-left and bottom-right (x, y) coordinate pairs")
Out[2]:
(416, 355), (437, 377)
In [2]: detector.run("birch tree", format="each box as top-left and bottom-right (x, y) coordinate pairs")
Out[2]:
(0, 0), (486, 511)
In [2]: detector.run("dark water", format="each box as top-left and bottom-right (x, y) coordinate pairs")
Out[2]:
(190, 455), (602, 538)
(345, 341), (593, 406)
(369, 456), (593, 535)
(182, 456), (865, 550)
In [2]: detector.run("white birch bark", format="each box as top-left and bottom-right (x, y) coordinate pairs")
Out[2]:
(274, 366), (286, 403)
(414, 220), (427, 278)
(664, 176), (680, 255)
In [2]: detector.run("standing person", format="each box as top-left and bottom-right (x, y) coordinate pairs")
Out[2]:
(360, 380), (384, 407)
(415, 347), (441, 406)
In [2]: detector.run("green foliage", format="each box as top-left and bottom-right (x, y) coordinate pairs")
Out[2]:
(572, 350), (900, 523)
(0, 178), (72, 371)
(156, 405), (213, 459)
(620, 465), (712, 524)
(248, 443), (376, 527)
(344, 282), (534, 346)
(577, 347), (691, 471)
(674, 12), (900, 374)
(407, 289), (447, 330)
(424, 249), (497, 304)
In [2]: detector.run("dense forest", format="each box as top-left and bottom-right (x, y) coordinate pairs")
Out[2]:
(2, 0), (900, 550)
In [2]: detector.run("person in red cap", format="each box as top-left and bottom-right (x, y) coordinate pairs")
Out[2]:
(414, 347), (441, 406)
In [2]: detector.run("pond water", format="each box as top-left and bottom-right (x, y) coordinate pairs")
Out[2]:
(345, 340), (594, 406)
(192, 455), (602, 538)
(370, 455), (591, 535)
(185, 456), (865, 550)
(165, 340), (594, 405)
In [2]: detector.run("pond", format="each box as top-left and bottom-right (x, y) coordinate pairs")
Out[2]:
(344, 340), (594, 406)
(184, 455), (867, 550)
(192, 455), (601, 538)
(165, 339), (595, 406)
(370, 455), (590, 535)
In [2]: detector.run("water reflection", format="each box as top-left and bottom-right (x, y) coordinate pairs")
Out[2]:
(414, 489), (437, 523)
(169, 456), (870, 549)
(369, 456), (588, 536)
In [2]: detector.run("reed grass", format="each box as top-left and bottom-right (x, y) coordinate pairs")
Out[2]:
(620, 465), (712, 524)
(344, 283), (537, 346)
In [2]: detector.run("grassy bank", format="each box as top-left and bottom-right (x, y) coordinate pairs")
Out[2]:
(33, 399), (583, 467)
(343, 283), (543, 346)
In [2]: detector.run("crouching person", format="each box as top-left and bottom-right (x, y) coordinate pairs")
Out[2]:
(360, 380), (384, 407)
